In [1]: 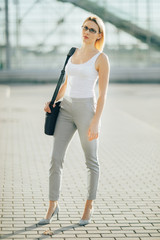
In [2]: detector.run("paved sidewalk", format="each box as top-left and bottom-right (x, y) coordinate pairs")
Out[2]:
(0, 83), (160, 240)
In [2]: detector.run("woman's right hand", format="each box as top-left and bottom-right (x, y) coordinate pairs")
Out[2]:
(44, 101), (56, 113)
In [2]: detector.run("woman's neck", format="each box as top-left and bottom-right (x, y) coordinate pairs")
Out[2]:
(80, 43), (97, 53)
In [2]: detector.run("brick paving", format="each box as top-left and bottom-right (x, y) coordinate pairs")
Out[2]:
(0, 83), (160, 240)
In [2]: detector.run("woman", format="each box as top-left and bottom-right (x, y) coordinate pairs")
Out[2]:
(39, 14), (110, 226)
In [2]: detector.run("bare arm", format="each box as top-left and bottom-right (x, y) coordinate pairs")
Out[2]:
(54, 74), (68, 102)
(92, 53), (110, 122)
(44, 75), (68, 113)
(88, 53), (110, 141)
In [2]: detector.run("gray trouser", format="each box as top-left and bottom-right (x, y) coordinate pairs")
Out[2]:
(49, 96), (101, 201)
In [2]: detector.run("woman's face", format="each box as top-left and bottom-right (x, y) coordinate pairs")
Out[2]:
(81, 20), (102, 45)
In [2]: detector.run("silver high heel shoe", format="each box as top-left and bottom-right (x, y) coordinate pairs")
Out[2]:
(38, 204), (60, 225)
(79, 207), (94, 226)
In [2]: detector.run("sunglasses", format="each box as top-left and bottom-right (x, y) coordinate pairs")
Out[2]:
(81, 25), (97, 34)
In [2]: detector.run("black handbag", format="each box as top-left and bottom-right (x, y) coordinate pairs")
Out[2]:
(44, 47), (76, 136)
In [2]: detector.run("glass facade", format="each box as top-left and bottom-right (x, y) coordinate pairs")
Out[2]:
(0, 0), (159, 72)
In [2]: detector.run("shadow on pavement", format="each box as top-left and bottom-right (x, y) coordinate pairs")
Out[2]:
(0, 223), (83, 239)
(39, 223), (83, 238)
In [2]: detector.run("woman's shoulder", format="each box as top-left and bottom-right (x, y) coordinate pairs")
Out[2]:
(99, 51), (109, 59)
(97, 52), (110, 65)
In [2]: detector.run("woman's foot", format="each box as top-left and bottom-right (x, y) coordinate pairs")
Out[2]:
(81, 204), (93, 220)
(45, 201), (58, 219)
(38, 201), (59, 225)
(79, 200), (94, 226)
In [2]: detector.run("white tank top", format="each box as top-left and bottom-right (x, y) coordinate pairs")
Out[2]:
(64, 50), (102, 98)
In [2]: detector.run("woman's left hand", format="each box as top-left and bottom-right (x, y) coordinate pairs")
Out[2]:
(87, 119), (99, 141)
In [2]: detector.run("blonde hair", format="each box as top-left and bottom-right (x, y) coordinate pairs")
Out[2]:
(82, 15), (105, 52)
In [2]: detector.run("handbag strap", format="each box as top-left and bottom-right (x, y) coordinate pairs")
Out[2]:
(49, 47), (76, 106)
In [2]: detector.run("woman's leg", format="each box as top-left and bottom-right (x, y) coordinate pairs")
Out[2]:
(81, 199), (94, 220)
(78, 125), (100, 220)
(46, 99), (77, 219)
(75, 102), (100, 200)
(72, 98), (100, 219)
(45, 200), (58, 219)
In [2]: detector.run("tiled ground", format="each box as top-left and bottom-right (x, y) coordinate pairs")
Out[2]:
(0, 83), (160, 240)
